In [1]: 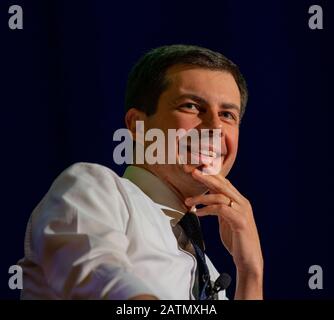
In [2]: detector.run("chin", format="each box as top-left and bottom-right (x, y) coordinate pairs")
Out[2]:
(182, 182), (208, 198)
(178, 165), (209, 195)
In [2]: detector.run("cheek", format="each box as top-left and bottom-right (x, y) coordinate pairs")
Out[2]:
(175, 117), (201, 131)
(225, 130), (239, 163)
(146, 115), (182, 132)
(228, 135), (239, 154)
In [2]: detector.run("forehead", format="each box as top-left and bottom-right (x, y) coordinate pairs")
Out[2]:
(163, 64), (241, 106)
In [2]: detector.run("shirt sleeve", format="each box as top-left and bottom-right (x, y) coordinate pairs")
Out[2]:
(27, 162), (157, 299)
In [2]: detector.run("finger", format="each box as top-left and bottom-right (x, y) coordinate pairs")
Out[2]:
(224, 178), (243, 198)
(192, 169), (242, 201)
(196, 204), (246, 229)
(185, 193), (232, 207)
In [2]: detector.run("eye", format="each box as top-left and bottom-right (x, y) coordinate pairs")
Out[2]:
(179, 103), (200, 112)
(221, 111), (237, 121)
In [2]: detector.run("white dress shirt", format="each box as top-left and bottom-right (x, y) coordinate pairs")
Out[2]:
(18, 162), (228, 300)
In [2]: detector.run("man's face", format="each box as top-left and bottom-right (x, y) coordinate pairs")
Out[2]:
(135, 64), (241, 198)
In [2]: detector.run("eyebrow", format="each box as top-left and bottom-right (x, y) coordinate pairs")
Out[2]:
(172, 93), (241, 114)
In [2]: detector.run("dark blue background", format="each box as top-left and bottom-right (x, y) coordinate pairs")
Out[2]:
(1, 0), (333, 299)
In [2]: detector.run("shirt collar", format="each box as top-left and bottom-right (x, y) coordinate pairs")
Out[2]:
(123, 165), (186, 223)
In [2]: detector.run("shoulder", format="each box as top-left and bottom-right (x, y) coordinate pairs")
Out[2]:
(57, 162), (119, 183)
(50, 162), (123, 194)
(34, 162), (131, 218)
(31, 163), (131, 232)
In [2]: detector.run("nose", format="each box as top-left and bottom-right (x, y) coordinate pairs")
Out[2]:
(199, 110), (224, 138)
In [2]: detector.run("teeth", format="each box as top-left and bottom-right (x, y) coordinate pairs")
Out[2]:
(200, 150), (217, 158)
(186, 146), (220, 158)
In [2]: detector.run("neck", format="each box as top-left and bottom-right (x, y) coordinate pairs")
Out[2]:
(134, 163), (190, 212)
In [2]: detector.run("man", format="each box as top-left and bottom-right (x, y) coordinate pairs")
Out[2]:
(18, 45), (263, 300)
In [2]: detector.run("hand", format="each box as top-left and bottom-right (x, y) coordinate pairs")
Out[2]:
(185, 169), (263, 276)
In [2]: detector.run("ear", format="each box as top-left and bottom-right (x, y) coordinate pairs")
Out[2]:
(125, 108), (147, 141)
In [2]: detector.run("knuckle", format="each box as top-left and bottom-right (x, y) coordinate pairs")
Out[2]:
(218, 194), (228, 203)
(218, 204), (225, 211)
(243, 197), (251, 208)
(237, 216), (248, 229)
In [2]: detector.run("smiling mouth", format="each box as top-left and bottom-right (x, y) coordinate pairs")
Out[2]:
(186, 145), (225, 159)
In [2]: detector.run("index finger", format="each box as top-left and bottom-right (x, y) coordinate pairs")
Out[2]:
(191, 169), (241, 201)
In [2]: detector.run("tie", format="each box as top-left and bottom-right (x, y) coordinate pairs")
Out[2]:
(178, 211), (212, 300)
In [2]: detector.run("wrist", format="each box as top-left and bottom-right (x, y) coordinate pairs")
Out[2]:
(237, 268), (263, 283)
(234, 254), (264, 277)
(234, 267), (263, 300)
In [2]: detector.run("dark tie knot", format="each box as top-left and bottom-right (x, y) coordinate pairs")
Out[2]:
(178, 211), (205, 252)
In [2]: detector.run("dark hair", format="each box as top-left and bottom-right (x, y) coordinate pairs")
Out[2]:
(125, 44), (248, 119)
